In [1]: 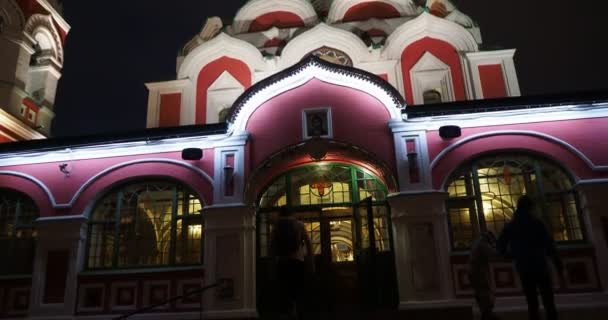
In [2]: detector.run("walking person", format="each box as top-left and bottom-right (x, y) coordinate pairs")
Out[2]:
(497, 195), (564, 320)
(271, 207), (314, 320)
(469, 231), (499, 320)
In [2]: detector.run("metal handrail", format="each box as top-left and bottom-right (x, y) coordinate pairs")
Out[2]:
(113, 282), (220, 320)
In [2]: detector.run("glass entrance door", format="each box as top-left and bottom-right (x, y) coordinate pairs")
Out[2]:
(354, 198), (398, 309)
(255, 164), (398, 315)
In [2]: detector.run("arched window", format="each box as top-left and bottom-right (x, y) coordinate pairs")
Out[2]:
(86, 181), (204, 269)
(0, 189), (39, 275)
(446, 154), (584, 250)
(423, 89), (442, 104)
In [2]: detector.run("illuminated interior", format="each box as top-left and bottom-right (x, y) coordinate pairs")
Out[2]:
(257, 164), (390, 262)
(87, 181), (204, 269)
(446, 154), (583, 250)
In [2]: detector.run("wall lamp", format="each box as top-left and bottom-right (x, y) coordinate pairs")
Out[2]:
(439, 125), (462, 140)
(182, 148), (203, 160)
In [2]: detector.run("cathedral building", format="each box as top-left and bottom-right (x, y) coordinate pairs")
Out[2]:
(0, 0), (607, 319)
(0, 0), (68, 142)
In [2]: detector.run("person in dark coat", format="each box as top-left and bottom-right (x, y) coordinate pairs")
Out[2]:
(271, 207), (313, 319)
(497, 195), (564, 320)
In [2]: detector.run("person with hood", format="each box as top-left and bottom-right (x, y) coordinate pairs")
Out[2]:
(497, 195), (564, 320)
(469, 231), (499, 320)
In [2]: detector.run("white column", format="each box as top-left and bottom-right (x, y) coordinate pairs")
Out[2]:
(28, 215), (87, 319)
(201, 205), (257, 319)
(388, 192), (454, 306)
(577, 182), (608, 292)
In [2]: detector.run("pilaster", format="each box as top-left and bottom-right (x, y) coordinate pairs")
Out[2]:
(28, 215), (87, 319)
(201, 205), (257, 319)
(577, 181), (608, 292)
(387, 191), (453, 307)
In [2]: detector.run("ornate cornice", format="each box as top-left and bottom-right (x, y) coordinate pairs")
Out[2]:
(228, 55), (405, 129)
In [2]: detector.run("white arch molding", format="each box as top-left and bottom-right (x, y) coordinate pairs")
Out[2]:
(279, 23), (372, 69)
(232, 0), (319, 34)
(229, 57), (404, 133)
(327, 0), (412, 24)
(0, 0), (26, 33)
(24, 14), (64, 64)
(0, 159), (215, 209)
(383, 12), (478, 60)
(430, 130), (608, 188)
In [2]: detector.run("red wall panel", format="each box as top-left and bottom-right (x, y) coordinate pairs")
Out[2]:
(479, 64), (507, 99)
(249, 11), (305, 32)
(343, 2), (401, 22)
(158, 93), (181, 128)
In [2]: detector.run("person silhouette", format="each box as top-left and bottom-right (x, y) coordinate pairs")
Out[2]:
(469, 231), (499, 320)
(271, 207), (313, 319)
(497, 195), (564, 320)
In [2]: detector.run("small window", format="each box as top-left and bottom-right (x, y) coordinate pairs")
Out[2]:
(20, 106), (26, 117)
(218, 108), (230, 123)
(423, 90), (442, 104)
(303, 108), (332, 139)
(28, 109), (36, 122)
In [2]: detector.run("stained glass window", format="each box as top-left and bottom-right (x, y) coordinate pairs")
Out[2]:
(87, 181), (203, 269)
(446, 154), (584, 250)
(0, 189), (38, 275)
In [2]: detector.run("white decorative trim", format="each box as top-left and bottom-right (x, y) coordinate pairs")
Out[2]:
(340, 17), (397, 36)
(178, 33), (266, 80)
(392, 130), (432, 191)
(429, 130), (608, 172)
(1, 0), (26, 33)
(0, 109), (46, 140)
(145, 79), (191, 128)
(410, 51), (454, 104)
(213, 144), (246, 205)
(0, 132), (245, 166)
(24, 14), (64, 65)
(278, 23), (373, 68)
(327, 0), (409, 24)
(230, 59), (403, 133)
(403, 102), (608, 131)
(37, 0), (71, 33)
(0, 159), (214, 209)
(465, 49), (520, 99)
(232, 0), (318, 34)
(383, 12), (478, 60)
(206, 71), (245, 124)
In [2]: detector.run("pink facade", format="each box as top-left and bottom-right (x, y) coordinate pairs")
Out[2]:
(2, 1), (608, 319)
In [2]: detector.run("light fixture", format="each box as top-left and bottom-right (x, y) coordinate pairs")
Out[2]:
(58, 163), (71, 177)
(439, 125), (461, 139)
(182, 148), (203, 160)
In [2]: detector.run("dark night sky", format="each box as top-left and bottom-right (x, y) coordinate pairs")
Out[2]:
(52, 0), (608, 137)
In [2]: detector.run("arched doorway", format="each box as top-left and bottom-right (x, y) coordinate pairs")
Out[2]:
(256, 163), (398, 315)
